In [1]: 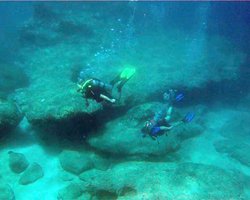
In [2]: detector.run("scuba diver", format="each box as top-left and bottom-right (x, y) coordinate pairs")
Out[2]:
(141, 89), (195, 140)
(77, 67), (136, 106)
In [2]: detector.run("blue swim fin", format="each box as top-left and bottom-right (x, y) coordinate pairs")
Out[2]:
(182, 112), (195, 123)
(175, 93), (184, 102)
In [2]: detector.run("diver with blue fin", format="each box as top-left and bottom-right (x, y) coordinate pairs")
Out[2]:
(141, 89), (195, 140)
(77, 66), (136, 106)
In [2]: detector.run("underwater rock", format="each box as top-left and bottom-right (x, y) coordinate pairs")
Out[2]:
(0, 100), (23, 134)
(215, 139), (250, 167)
(79, 161), (245, 200)
(213, 110), (250, 167)
(15, 3), (247, 117)
(218, 111), (250, 140)
(89, 153), (111, 171)
(0, 63), (29, 97)
(0, 183), (15, 200)
(59, 150), (93, 175)
(57, 182), (90, 200)
(19, 4), (97, 47)
(19, 162), (44, 185)
(14, 82), (101, 136)
(59, 171), (75, 182)
(88, 102), (203, 157)
(15, 6), (102, 134)
(8, 151), (29, 174)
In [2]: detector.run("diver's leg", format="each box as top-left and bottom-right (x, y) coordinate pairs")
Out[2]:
(171, 121), (183, 128)
(116, 79), (127, 92)
(165, 106), (173, 122)
(160, 126), (172, 131)
(100, 94), (116, 103)
(114, 79), (127, 100)
(110, 75), (120, 86)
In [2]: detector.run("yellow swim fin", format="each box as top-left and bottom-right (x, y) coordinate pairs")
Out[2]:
(120, 66), (136, 80)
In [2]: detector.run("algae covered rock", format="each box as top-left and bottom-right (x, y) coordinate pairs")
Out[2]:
(79, 161), (245, 200)
(14, 5), (102, 130)
(57, 182), (90, 200)
(59, 171), (75, 182)
(0, 63), (29, 97)
(19, 162), (44, 185)
(0, 100), (23, 134)
(215, 139), (250, 167)
(15, 82), (100, 127)
(59, 150), (93, 175)
(218, 110), (250, 140)
(214, 110), (250, 167)
(14, 80), (101, 141)
(0, 183), (15, 200)
(8, 151), (29, 174)
(88, 102), (203, 157)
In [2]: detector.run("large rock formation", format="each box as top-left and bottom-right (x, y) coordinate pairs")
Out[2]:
(79, 161), (247, 199)
(215, 139), (250, 167)
(14, 4), (103, 130)
(0, 100), (23, 134)
(14, 3), (246, 130)
(14, 83), (101, 127)
(59, 150), (93, 175)
(214, 110), (250, 167)
(58, 182), (90, 200)
(19, 162), (44, 185)
(59, 149), (111, 175)
(0, 63), (29, 98)
(8, 151), (29, 174)
(88, 102), (203, 157)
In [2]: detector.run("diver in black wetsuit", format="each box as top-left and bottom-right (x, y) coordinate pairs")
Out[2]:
(78, 78), (116, 106)
(77, 68), (136, 106)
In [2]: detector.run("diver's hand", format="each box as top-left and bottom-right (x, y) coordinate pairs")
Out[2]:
(110, 98), (116, 103)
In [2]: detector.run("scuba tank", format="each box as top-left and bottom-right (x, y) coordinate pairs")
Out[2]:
(92, 79), (112, 91)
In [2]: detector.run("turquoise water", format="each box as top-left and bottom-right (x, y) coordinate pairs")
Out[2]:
(0, 2), (250, 200)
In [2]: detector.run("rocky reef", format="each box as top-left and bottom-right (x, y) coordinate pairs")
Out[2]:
(8, 151), (29, 174)
(0, 2), (250, 200)
(19, 162), (44, 185)
(0, 63), (29, 98)
(0, 100), (23, 135)
(78, 161), (247, 200)
(14, 82), (101, 129)
(214, 110), (250, 168)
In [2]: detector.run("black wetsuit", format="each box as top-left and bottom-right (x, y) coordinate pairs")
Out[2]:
(84, 79), (113, 103)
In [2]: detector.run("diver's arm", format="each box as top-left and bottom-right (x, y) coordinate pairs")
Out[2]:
(160, 121), (184, 131)
(100, 94), (116, 103)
